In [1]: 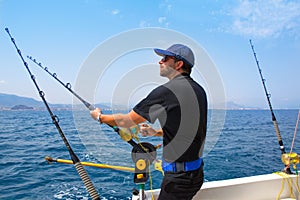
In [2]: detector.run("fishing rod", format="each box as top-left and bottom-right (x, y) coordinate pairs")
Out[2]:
(5, 28), (100, 200)
(45, 156), (135, 172)
(27, 56), (94, 110)
(249, 39), (292, 174)
(27, 55), (156, 157)
(45, 156), (164, 174)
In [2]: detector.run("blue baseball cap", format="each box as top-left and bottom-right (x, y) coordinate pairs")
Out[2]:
(154, 44), (194, 67)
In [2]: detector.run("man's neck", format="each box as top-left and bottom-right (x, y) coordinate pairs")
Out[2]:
(167, 71), (181, 80)
(168, 71), (190, 80)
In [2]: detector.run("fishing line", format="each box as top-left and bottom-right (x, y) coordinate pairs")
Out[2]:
(5, 28), (100, 200)
(27, 55), (157, 160)
(289, 110), (300, 154)
(249, 39), (292, 174)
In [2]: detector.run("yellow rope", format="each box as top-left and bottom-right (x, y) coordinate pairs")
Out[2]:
(276, 176), (284, 199)
(274, 171), (298, 199)
(275, 110), (300, 199)
(296, 171), (300, 192)
(277, 110), (300, 199)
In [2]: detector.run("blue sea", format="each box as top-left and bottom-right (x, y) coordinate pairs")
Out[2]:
(1, 109), (299, 199)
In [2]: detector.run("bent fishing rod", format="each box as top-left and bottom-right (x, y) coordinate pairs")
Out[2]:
(5, 28), (100, 200)
(27, 55), (154, 157)
(27, 56), (94, 110)
(249, 39), (292, 174)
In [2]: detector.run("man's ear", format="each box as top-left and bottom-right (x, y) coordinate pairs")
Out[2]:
(175, 60), (184, 70)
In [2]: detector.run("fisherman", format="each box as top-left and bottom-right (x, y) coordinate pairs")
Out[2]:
(90, 44), (207, 200)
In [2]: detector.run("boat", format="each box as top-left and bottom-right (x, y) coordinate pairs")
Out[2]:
(132, 171), (300, 200)
(130, 146), (300, 200)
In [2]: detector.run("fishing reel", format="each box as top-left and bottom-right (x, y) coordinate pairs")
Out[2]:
(281, 152), (300, 170)
(117, 125), (163, 183)
(118, 125), (140, 142)
(131, 142), (157, 184)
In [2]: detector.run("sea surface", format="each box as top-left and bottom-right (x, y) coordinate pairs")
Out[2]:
(1, 109), (299, 199)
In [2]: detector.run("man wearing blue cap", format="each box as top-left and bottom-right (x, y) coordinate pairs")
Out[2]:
(91, 44), (207, 200)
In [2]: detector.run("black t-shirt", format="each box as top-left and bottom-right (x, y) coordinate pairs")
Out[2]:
(133, 73), (207, 162)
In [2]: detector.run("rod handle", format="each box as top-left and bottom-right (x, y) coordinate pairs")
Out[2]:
(74, 162), (100, 200)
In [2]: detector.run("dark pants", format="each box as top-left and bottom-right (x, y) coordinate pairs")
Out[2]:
(158, 165), (204, 200)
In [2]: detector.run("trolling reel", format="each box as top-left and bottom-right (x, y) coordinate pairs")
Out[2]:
(118, 125), (158, 200)
(131, 142), (157, 200)
(117, 125), (158, 182)
(131, 142), (157, 183)
(281, 152), (300, 171)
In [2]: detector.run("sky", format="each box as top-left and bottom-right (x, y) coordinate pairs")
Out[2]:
(1, 0), (300, 109)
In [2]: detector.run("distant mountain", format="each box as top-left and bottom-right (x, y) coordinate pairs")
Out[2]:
(11, 105), (34, 110)
(0, 93), (114, 110)
(0, 93), (43, 107)
(1, 93), (260, 110)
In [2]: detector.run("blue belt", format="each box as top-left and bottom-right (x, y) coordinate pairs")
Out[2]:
(162, 157), (203, 172)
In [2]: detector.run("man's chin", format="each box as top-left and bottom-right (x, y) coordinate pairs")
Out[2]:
(160, 72), (167, 77)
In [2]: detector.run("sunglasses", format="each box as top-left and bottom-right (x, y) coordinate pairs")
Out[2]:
(161, 55), (180, 62)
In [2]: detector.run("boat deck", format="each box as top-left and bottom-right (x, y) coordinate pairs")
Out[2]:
(132, 172), (300, 200)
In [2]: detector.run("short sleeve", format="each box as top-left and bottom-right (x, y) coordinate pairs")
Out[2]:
(133, 86), (166, 124)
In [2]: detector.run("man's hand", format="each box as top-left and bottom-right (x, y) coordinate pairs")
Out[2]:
(90, 108), (102, 122)
(140, 124), (159, 136)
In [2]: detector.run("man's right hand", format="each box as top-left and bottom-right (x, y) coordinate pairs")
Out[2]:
(140, 124), (159, 136)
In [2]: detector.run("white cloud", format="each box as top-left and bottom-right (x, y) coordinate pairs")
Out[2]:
(159, 1), (172, 12)
(139, 20), (150, 27)
(158, 17), (166, 24)
(0, 80), (5, 84)
(157, 17), (169, 28)
(166, 4), (172, 12)
(229, 0), (300, 38)
(111, 9), (120, 15)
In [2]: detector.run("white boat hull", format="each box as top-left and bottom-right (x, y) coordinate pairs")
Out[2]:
(132, 172), (299, 200)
